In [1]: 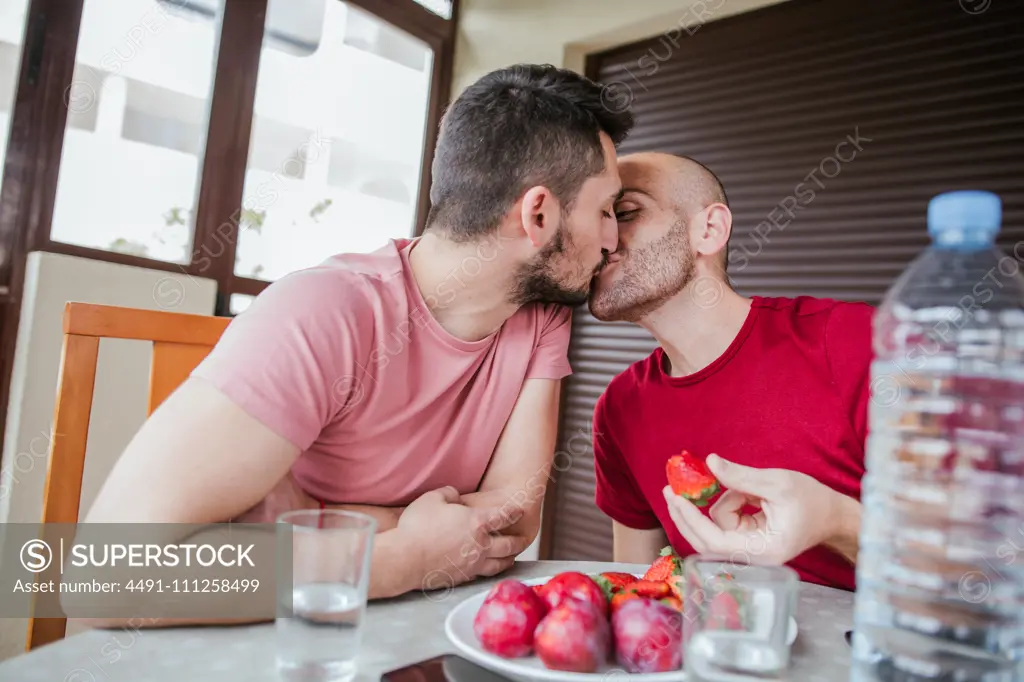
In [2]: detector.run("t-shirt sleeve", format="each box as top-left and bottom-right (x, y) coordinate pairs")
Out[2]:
(190, 269), (368, 452)
(525, 304), (573, 380)
(592, 389), (661, 530)
(825, 301), (875, 447)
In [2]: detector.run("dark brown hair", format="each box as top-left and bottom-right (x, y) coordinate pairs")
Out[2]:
(426, 64), (634, 241)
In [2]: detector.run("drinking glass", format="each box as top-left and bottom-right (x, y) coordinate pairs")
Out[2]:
(276, 510), (377, 682)
(682, 556), (798, 681)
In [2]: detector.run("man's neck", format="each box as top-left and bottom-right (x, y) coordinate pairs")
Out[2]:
(406, 231), (522, 342)
(639, 283), (752, 378)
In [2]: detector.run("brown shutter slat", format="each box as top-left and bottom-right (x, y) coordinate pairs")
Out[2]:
(546, 0), (1024, 561)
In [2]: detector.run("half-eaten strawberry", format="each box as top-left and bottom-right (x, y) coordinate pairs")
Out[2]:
(666, 450), (721, 507)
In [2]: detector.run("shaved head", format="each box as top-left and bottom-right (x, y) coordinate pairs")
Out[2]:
(619, 153), (730, 269)
(588, 152), (732, 322)
(675, 155), (728, 209)
(617, 153), (726, 208)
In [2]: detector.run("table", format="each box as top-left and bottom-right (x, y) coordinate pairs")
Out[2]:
(0, 561), (855, 681)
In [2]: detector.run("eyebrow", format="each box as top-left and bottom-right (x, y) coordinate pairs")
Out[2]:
(609, 188), (625, 203)
(619, 187), (654, 199)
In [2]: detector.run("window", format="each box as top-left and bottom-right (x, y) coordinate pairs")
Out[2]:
(233, 0), (434, 282)
(0, 0), (456, 311)
(414, 0), (452, 19)
(229, 293), (256, 315)
(0, 0), (458, 493)
(48, 0), (224, 264)
(0, 0), (32, 220)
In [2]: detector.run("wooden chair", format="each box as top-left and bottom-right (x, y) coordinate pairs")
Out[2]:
(26, 302), (232, 650)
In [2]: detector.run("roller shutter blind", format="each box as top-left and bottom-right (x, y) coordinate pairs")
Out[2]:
(546, 0), (1024, 560)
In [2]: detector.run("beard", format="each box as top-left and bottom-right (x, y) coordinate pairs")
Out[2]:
(588, 217), (695, 322)
(508, 220), (603, 307)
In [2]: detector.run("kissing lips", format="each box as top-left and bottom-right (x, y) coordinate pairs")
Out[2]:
(600, 254), (623, 275)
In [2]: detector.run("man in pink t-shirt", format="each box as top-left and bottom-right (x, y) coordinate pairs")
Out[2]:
(82, 64), (633, 627)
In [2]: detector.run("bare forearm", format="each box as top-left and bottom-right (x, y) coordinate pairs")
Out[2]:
(826, 494), (861, 564)
(461, 486), (540, 542)
(613, 523), (669, 564)
(330, 486), (540, 545)
(328, 503), (404, 533)
(73, 614), (269, 630)
(367, 529), (420, 599)
(65, 525), (279, 631)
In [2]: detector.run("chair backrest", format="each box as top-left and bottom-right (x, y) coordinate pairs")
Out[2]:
(26, 302), (231, 651)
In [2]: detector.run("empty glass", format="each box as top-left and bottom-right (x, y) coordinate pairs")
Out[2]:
(276, 510), (377, 682)
(682, 556), (799, 681)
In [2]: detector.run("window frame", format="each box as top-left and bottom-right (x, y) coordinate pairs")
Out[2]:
(0, 0), (458, 313)
(0, 0), (459, 465)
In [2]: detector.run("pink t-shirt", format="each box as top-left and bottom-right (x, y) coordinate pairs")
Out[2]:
(191, 238), (573, 505)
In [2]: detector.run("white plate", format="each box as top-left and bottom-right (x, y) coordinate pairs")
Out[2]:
(444, 575), (798, 682)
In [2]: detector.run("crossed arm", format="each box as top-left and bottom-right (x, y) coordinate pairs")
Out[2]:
(333, 376), (560, 541)
(74, 375), (561, 629)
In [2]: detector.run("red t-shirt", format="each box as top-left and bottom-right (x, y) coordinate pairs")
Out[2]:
(593, 295), (874, 591)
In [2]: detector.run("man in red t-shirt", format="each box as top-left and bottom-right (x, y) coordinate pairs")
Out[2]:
(588, 152), (872, 590)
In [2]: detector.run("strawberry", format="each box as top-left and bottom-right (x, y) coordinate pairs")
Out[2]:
(643, 546), (685, 600)
(610, 590), (643, 614)
(660, 595), (683, 612)
(532, 583), (545, 597)
(642, 552), (678, 582)
(666, 450), (721, 507)
(591, 572), (637, 602)
(610, 579), (670, 614)
(625, 580), (671, 600)
(706, 591), (744, 630)
(602, 571), (638, 588)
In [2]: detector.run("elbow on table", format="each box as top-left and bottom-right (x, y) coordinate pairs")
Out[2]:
(514, 507), (543, 548)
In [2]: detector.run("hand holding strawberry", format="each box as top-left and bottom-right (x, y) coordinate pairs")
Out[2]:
(662, 454), (862, 566)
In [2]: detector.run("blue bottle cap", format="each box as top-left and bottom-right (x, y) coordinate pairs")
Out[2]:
(927, 190), (1002, 246)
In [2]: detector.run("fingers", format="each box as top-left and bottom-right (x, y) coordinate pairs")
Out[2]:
(433, 485), (462, 504)
(663, 486), (745, 557)
(472, 506), (524, 534)
(484, 533), (532, 559)
(706, 454), (778, 499)
(476, 557), (516, 578)
(709, 490), (760, 531)
(708, 490), (744, 530)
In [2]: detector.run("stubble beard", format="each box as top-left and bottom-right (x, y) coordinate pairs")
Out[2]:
(589, 218), (696, 323)
(509, 221), (598, 307)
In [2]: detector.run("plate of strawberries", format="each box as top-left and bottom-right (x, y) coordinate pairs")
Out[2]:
(444, 547), (797, 681)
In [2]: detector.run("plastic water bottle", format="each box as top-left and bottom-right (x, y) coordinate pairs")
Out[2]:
(851, 190), (1024, 682)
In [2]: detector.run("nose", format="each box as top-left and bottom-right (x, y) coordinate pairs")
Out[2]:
(601, 219), (619, 254)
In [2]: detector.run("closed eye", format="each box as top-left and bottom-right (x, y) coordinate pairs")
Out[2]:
(615, 209), (639, 222)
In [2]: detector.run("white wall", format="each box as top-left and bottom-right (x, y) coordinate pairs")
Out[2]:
(0, 252), (216, 660)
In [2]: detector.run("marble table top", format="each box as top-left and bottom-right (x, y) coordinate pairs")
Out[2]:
(0, 560), (855, 681)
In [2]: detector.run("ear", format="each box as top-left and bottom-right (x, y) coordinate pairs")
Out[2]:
(519, 186), (559, 248)
(693, 203), (732, 260)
